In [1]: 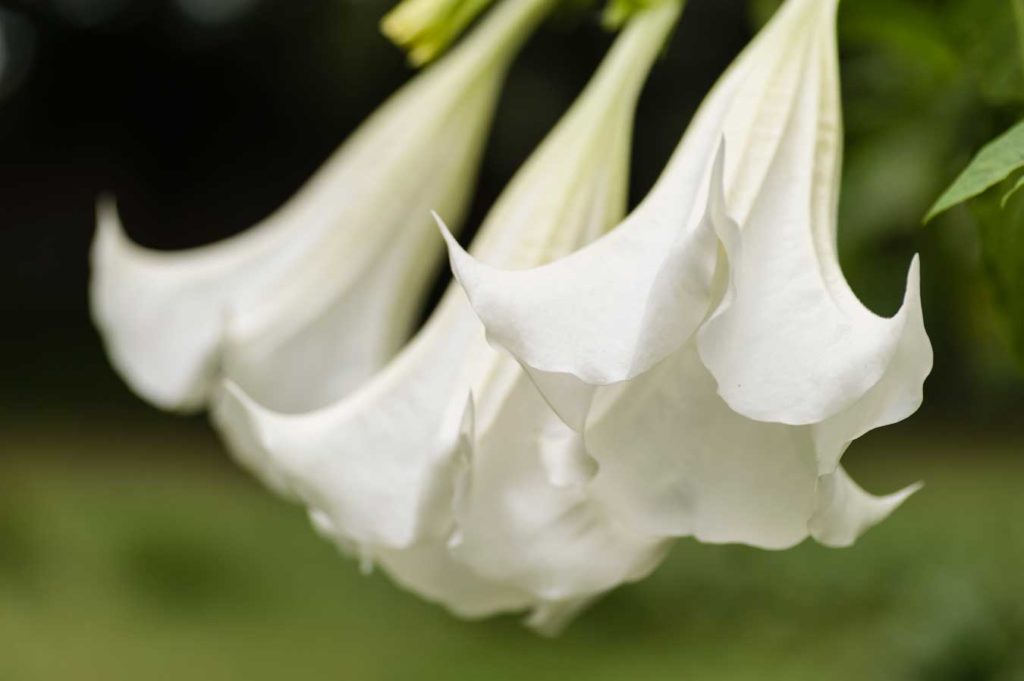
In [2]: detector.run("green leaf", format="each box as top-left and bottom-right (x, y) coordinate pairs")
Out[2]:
(925, 119), (1024, 223)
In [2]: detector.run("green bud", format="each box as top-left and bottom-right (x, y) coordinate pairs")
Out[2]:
(382, 0), (496, 66)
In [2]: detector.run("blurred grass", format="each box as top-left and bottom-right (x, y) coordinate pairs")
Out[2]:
(1, 420), (1023, 681)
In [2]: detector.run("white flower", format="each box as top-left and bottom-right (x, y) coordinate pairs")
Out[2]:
(445, 0), (932, 548)
(213, 0), (682, 633)
(90, 0), (552, 414)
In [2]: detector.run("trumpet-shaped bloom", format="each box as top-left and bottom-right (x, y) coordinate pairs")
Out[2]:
(214, 0), (681, 631)
(445, 0), (932, 547)
(90, 0), (552, 414)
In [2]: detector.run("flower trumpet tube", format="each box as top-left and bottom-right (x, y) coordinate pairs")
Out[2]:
(90, 0), (553, 414)
(445, 0), (931, 547)
(214, 0), (682, 631)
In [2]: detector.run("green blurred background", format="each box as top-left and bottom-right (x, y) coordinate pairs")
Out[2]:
(1, 0), (1022, 678)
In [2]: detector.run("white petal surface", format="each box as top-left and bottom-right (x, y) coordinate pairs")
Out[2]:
(525, 597), (602, 638)
(585, 342), (820, 548)
(809, 467), (921, 548)
(307, 509), (534, 619)
(219, 74), (503, 413)
(584, 340), (916, 549)
(809, 259), (931, 472)
(446, 0), (836, 410)
(697, 4), (932, 432)
(213, 301), (478, 548)
(91, 199), (298, 411)
(451, 360), (670, 602)
(375, 543), (534, 619)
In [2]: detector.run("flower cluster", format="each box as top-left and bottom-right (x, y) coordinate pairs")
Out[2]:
(91, 0), (931, 633)
(444, 0), (932, 551)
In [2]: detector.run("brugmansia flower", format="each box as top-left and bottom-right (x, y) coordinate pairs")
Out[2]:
(445, 0), (932, 548)
(214, 0), (682, 633)
(90, 0), (553, 414)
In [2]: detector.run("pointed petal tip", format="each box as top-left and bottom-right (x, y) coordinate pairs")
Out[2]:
(92, 195), (150, 263)
(705, 137), (741, 252)
(95, 193), (118, 228)
(435, 209), (481, 282)
(712, 135), (727, 172)
(432, 210), (458, 247)
(898, 253), (933, 375)
(905, 254), (923, 297)
(708, 138), (727, 214)
(91, 195), (128, 264)
(524, 597), (598, 637)
(211, 379), (259, 443)
(811, 472), (922, 549)
(89, 194), (219, 413)
(212, 378), (301, 500)
(525, 615), (564, 638)
(888, 479), (924, 508)
(213, 378), (284, 449)
(213, 379), (277, 456)
(216, 378), (251, 411)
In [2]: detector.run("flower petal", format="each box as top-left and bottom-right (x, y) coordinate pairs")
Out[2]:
(696, 1), (932, 431)
(219, 75), (506, 413)
(446, 0), (840, 422)
(90, 0), (551, 413)
(584, 341), (820, 548)
(582, 336), (923, 550)
(525, 597), (602, 637)
(307, 508), (534, 619)
(809, 259), (931, 472)
(809, 467), (921, 548)
(91, 198), (296, 411)
(376, 542), (534, 619)
(213, 298), (479, 548)
(451, 366), (670, 602)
